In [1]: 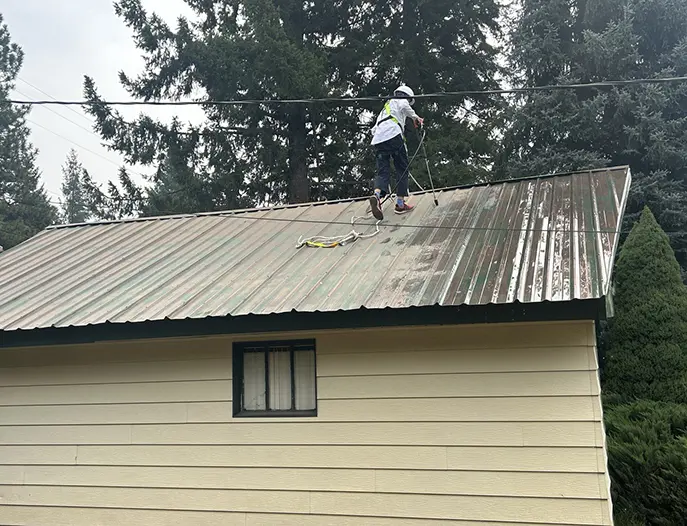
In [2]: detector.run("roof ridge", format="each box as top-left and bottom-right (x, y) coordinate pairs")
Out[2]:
(46, 165), (629, 230)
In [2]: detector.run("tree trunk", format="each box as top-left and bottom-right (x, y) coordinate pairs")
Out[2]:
(283, 0), (309, 204)
(402, 0), (422, 90)
(288, 106), (309, 203)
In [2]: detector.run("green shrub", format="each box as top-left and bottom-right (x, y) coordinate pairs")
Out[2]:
(604, 400), (687, 525)
(603, 207), (687, 403)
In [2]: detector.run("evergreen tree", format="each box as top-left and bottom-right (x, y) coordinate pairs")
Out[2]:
(601, 207), (687, 524)
(603, 207), (687, 402)
(82, 0), (359, 212)
(0, 15), (56, 250)
(345, 0), (504, 189)
(605, 400), (687, 525)
(82, 0), (503, 217)
(81, 167), (144, 221)
(497, 0), (687, 276)
(59, 149), (89, 224)
(141, 148), (215, 216)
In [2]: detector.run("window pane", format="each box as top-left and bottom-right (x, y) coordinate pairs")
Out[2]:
(243, 350), (266, 410)
(294, 349), (316, 410)
(269, 348), (292, 410)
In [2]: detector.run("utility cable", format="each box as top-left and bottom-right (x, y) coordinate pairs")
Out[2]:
(14, 87), (96, 136)
(1, 175), (671, 237)
(25, 118), (134, 173)
(3, 84), (147, 182)
(0, 105), (141, 179)
(35, 205), (652, 236)
(17, 77), (94, 125)
(3, 76), (687, 107)
(20, 117), (149, 182)
(0, 200), (682, 246)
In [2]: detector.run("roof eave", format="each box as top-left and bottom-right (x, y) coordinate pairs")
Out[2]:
(0, 298), (608, 349)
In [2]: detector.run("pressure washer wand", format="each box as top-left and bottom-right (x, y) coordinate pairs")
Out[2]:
(418, 125), (438, 206)
(378, 127), (426, 208)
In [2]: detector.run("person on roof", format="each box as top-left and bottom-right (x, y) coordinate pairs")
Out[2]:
(368, 84), (424, 220)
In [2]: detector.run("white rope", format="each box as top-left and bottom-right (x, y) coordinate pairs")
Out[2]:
(296, 129), (427, 249)
(296, 215), (381, 248)
(409, 171), (425, 192)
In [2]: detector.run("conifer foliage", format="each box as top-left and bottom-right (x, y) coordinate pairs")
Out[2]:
(498, 0), (687, 276)
(59, 149), (90, 224)
(0, 15), (56, 250)
(81, 0), (503, 216)
(605, 401), (687, 525)
(603, 207), (687, 525)
(604, 207), (687, 402)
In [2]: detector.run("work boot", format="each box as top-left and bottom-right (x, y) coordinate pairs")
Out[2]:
(394, 201), (414, 215)
(369, 195), (384, 220)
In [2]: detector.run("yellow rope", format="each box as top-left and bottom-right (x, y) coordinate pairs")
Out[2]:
(296, 215), (381, 249)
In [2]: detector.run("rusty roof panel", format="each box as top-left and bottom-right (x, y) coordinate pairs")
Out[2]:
(0, 167), (631, 332)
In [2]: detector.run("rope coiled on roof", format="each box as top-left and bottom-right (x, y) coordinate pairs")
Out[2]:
(296, 215), (381, 248)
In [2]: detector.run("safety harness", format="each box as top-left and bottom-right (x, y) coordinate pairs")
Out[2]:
(295, 111), (435, 250)
(376, 101), (406, 142)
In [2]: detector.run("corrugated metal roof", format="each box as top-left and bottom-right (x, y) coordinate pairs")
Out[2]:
(0, 166), (631, 332)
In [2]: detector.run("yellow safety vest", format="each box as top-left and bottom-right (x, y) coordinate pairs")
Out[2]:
(377, 101), (406, 142)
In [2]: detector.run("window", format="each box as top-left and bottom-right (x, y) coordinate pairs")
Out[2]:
(232, 339), (317, 417)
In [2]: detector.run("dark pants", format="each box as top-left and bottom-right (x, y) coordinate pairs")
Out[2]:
(374, 134), (409, 197)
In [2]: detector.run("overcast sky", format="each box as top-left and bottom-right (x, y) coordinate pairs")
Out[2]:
(3, 0), (205, 204)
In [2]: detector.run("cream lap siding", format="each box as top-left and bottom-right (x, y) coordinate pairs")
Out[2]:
(0, 321), (612, 526)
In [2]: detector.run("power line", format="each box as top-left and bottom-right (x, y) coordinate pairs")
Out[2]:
(17, 77), (94, 125)
(25, 118), (129, 172)
(1, 196), (61, 208)
(15, 87), (96, 136)
(13, 86), (148, 187)
(0, 109), (131, 178)
(24, 118), (150, 181)
(4, 83), (152, 184)
(3, 76), (687, 107)
(0, 90), (150, 206)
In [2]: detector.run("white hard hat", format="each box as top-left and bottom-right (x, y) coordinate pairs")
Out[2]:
(395, 84), (415, 104)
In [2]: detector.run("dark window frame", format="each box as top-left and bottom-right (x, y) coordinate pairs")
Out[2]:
(232, 339), (318, 418)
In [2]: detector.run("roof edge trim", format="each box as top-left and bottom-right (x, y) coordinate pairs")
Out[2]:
(0, 298), (607, 349)
(603, 166), (632, 296)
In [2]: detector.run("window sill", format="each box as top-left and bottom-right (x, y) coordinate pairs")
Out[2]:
(233, 409), (318, 418)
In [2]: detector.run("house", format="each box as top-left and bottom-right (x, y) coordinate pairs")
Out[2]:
(0, 166), (630, 525)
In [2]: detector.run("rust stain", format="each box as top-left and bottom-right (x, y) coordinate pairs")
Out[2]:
(0, 167), (632, 332)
